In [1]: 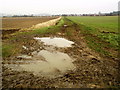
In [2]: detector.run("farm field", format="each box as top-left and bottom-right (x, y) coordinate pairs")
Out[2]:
(1, 17), (57, 30)
(1, 17), (58, 37)
(67, 16), (118, 58)
(67, 16), (118, 33)
(2, 17), (119, 88)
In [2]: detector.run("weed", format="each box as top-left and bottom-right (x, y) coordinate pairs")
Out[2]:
(2, 44), (14, 57)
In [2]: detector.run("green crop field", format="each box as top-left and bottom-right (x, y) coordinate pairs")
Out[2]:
(67, 16), (119, 57)
(67, 16), (118, 32)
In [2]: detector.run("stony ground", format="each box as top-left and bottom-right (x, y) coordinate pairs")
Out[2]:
(2, 18), (119, 88)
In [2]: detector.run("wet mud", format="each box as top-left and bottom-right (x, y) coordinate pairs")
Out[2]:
(2, 18), (119, 88)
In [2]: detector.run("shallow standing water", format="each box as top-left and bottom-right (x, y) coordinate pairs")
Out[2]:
(34, 37), (74, 47)
(20, 50), (75, 78)
(5, 37), (76, 78)
(6, 50), (75, 78)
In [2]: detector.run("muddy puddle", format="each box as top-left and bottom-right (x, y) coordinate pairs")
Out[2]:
(6, 50), (75, 78)
(17, 55), (32, 59)
(5, 37), (76, 78)
(21, 50), (75, 78)
(34, 37), (74, 47)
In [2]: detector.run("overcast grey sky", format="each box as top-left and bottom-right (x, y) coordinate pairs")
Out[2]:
(0, 0), (119, 14)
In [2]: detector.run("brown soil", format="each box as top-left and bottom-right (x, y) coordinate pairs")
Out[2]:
(1, 17), (57, 29)
(1, 17), (59, 39)
(2, 18), (120, 88)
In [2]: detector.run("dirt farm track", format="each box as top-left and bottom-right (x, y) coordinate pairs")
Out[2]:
(2, 17), (120, 88)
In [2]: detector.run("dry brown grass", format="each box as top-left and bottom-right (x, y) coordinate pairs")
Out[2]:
(1, 17), (57, 30)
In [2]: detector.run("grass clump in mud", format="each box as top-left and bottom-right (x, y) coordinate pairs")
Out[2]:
(84, 25), (118, 58)
(79, 24), (118, 58)
(2, 44), (16, 57)
(2, 45), (12, 57)
(85, 35), (110, 56)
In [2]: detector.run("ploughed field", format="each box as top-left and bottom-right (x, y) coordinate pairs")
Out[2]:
(1, 17), (58, 38)
(1, 17), (57, 30)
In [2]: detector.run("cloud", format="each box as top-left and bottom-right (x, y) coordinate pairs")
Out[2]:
(0, 0), (119, 14)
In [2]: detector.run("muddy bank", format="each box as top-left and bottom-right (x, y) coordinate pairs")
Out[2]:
(1, 29), (20, 35)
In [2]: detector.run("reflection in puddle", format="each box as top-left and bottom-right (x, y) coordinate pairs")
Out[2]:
(20, 50), (75, 78)
(34, 37), (74, 47)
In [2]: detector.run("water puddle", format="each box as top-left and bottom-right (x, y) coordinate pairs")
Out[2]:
(6, 37), (76, 78)
(7, 50), (75, 78)
(17, 55), (32, 59)
(20, 50), (75, 78)
(34, 37), (74, 47)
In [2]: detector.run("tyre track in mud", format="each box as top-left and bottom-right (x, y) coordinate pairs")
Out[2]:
(2, 18), (119, 88)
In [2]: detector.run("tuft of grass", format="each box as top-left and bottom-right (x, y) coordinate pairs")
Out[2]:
(85, 36), (110, 56)
(2, 44), (14, 57)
